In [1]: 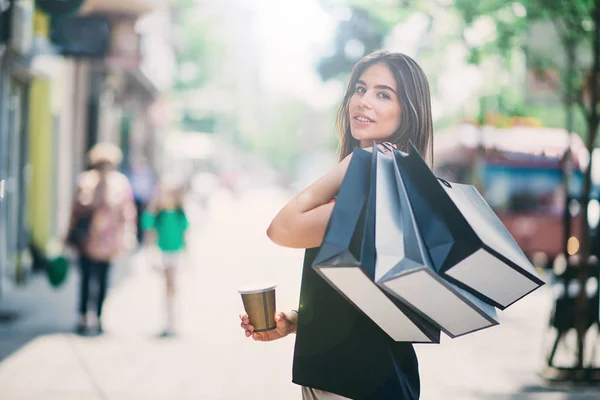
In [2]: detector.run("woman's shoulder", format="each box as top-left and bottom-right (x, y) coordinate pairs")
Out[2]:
(109, 171), (131, 184)
(77, 170), (99, 188)
(108, 171), (134, 193)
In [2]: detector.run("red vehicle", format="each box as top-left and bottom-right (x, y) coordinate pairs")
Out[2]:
(433, 123), (589, 266)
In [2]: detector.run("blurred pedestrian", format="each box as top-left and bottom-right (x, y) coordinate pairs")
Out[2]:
(191, 171), (219, 209)
(141, 179), (189, 338)
(66, 142), (137, 335)
(240, 50), (432, 399)
(127, 156), (157, 245)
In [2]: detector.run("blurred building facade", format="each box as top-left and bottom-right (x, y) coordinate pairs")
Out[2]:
(0, 0), (175, 297)
(0, 0), (36, 297)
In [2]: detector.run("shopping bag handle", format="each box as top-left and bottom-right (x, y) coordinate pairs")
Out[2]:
(436, 177), (452, 188)
(380, 142), (397, 154)
(381, 142), (452, 188)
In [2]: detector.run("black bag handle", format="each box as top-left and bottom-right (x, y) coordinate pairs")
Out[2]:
(383, 142), (452, 188)
(436, 177), (452, 188)
(380, 142), (397, 154)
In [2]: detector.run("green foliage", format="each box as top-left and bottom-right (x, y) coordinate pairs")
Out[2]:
(317, 5), (386, 80)
(453, 0), (594, 91)
(316, 0), (449, 80)
(181, 112), (216, 133)
(524, 102), (588, 137)
(170, 1), (224, 93)
(453, 1), (528, 64)
(319, 0), (417, 32)
(452, 0), (599, 134)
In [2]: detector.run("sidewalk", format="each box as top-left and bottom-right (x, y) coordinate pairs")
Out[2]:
(0, 187), (599, 399)
(0, 242), (141, 362)
(0, 264), (80, 362)
(0, 189), (303, 400)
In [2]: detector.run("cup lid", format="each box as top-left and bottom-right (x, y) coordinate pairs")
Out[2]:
(238, 283), (276, 294)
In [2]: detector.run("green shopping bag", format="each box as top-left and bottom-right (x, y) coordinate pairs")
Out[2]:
(46, 254), (69, 288)
(45, 240), (70, 288)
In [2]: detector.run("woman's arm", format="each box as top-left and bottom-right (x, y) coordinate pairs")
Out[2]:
(267, 154), (352, 249)
(65, 176), (85, 242)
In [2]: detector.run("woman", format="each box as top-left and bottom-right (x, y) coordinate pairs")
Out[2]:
(67, 143), (137, 335)
(240, 50), (433, 399)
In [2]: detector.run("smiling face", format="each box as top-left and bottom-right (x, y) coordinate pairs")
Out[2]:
(348, 63), (401, 148)
(337, 51), (434, 165)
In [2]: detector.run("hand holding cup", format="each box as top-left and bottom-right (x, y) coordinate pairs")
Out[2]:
(240, 311), (297, 342)
(238, 283), (297, 341)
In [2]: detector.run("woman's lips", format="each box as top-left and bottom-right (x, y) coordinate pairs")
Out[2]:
(352, 114), (374, 126)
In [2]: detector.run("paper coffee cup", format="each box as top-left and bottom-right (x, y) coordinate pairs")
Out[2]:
(239, 284), (277, 332)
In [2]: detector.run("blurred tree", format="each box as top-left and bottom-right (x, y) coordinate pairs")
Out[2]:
(316, 1), (445, 80)
(454, 0), (600, 259)
(317, 5), (386, 80)
(170, 0), (223, 93)
(316, 0), (486, 131)
(181, 112), (216, 133)
(317, 0), (473, 81)
(320, 0), (426, 32)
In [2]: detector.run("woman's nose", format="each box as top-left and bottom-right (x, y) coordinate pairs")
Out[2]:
(358, 93), (373, 109)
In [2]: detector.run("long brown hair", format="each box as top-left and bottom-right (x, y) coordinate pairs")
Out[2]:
(336, 50), (434, 166)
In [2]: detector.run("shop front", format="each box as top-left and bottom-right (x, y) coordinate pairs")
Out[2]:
(0, 0), (34, 294)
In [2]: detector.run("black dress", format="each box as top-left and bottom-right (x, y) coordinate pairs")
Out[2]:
(292, 248), (421, 400)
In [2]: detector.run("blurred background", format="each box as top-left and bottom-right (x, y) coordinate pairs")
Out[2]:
(2, 0), (600, 399)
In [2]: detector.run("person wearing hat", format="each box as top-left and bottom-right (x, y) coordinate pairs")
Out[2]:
(66, 142), (137, 335)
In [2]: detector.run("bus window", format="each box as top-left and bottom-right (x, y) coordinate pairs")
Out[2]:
(482, 165), (565, 214)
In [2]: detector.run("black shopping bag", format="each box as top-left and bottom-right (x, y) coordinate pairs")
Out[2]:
(375, 148), (498, 338)
(395, 142), (544, 310)
(313, 146), (440, 343)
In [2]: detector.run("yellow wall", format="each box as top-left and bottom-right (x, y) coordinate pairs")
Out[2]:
(33, 9), (50, 38)
(26, 9), (56, 254)
(28, 78), (53, 251)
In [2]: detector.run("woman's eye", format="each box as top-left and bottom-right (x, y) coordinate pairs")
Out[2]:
(355, 86), (366, 94)
(378, 92), (391, 100)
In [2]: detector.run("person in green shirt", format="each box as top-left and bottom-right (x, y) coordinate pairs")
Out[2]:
(142, 183), (189, 337)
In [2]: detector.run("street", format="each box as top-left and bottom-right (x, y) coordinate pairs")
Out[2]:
(1, 186), (599, 399)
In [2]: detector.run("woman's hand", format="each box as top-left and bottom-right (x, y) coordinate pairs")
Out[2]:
(240, 311), (298, 342)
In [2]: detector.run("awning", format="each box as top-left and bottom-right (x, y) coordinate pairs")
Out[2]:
(78, 0), (154, 17)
